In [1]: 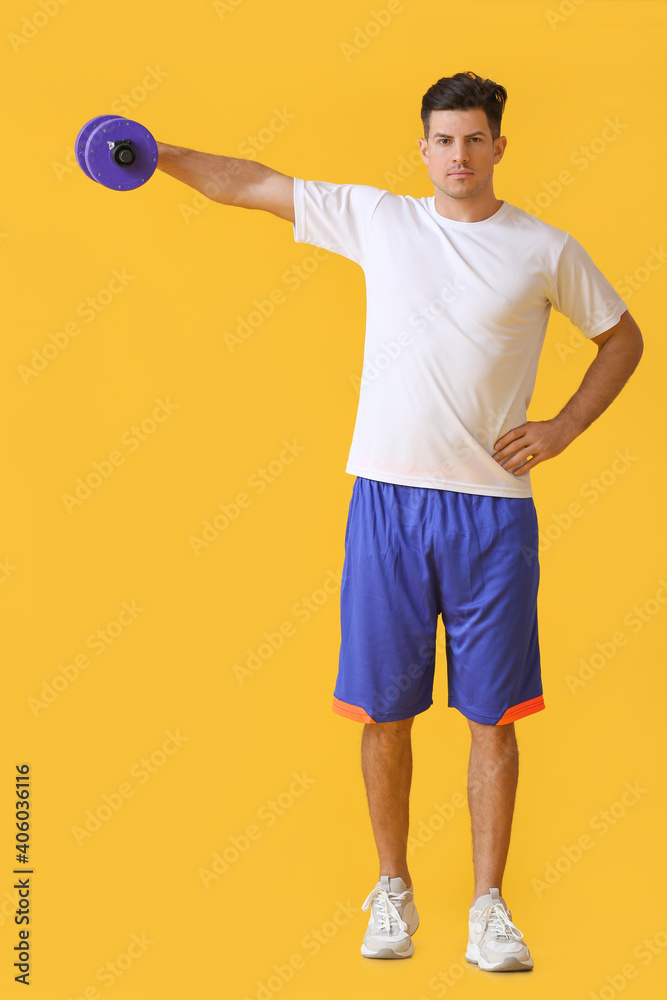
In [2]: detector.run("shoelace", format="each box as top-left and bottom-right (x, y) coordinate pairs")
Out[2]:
(361, 886), (409, 935)
(472, 902), (525, 942)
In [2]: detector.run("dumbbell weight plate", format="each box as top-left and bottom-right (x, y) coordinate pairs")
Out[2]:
(84, 117), (158, 191)
(75, 115), (118, 180)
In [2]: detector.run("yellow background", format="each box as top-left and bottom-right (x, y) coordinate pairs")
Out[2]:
(1, 1), (666, 997)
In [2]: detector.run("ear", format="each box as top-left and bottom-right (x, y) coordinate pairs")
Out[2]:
(493, 135), (507, 164)
(418, 136), (429, 162)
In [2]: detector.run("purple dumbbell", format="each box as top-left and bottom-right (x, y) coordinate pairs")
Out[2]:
(75, 115), (158, 191)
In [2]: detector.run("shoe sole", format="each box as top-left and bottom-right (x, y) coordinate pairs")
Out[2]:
(361, 942), (414, 959)
(466, 949), (533, 972)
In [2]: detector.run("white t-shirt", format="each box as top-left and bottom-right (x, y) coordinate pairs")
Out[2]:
(292, 177), (627, 497)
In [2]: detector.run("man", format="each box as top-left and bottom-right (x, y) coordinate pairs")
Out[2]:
(155, 71), (643, 972)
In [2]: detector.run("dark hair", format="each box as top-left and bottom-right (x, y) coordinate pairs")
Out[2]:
(421, 71), (507, 141)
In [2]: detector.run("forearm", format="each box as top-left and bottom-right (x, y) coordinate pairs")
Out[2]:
(552, 333), (643, 445)
(155, 142), (273, 207)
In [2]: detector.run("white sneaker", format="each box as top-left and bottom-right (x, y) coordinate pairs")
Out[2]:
(360, 875), (419, 959)
(466, 888), (533, 972)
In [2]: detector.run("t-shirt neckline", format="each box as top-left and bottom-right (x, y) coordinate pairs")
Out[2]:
(426, 197), (510, 229)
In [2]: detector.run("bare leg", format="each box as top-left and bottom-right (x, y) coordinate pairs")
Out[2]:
(467, 720), (519, 908)
(361, 717), (415, 887)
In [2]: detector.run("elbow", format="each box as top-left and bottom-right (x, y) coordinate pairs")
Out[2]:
(625, 331), (644, 379)
(607, 312), (644, 369)
(630, 323), (644, 367)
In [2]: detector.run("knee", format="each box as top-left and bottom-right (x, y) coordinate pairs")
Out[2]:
(468, 718), (517, 748)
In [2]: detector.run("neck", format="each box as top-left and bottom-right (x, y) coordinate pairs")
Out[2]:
(431, 188), (504, 223)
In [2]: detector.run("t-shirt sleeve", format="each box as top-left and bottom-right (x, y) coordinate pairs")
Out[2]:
(548, 233), (627, 338)
(292, 177), (388, 267)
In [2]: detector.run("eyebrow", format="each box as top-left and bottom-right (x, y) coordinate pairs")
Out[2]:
(432, 131), (487, 138)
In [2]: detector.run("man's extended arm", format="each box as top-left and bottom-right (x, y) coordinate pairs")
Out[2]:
(492, 309), (644, 475)
(155, 141), (295, 222)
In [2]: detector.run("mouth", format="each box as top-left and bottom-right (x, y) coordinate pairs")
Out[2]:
(448, 171), (473, 177)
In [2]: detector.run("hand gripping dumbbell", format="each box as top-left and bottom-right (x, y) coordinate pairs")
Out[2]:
(75, 115), (158, 190)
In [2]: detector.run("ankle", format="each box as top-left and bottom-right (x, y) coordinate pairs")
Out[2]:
(471, 886), (501, 908)
(380, 870), (412, 889)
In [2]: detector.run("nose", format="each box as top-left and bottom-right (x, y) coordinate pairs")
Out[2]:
(451, 143), (470, 164)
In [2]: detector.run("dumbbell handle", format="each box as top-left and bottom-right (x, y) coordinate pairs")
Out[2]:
(108, 140), (136, 167)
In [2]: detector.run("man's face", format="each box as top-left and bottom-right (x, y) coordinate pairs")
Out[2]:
(418, 107), (506, 201)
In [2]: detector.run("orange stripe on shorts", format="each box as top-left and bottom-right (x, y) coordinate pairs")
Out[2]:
(332, 696), (375, 723)
(496, 694), (545, 725)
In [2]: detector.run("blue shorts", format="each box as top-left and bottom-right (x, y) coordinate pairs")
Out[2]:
(333, 478), (544, 726)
